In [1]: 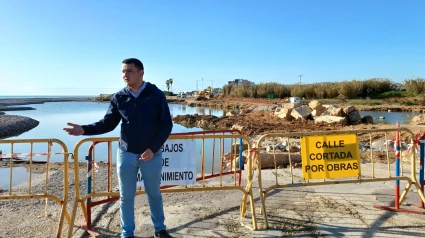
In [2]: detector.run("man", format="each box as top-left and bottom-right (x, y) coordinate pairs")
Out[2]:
(64, 58), (173, 238)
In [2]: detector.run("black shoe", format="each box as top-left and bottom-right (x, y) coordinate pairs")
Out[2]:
(154, 230), (173, 238)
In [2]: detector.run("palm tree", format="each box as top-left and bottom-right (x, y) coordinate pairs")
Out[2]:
(168, 78), (173, 91)
(166, 80), (170, 92)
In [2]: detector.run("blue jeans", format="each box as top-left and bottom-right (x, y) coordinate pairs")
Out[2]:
(117, 148), (166, 238)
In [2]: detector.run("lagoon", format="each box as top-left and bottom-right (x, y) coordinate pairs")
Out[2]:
(359, 110), (421, 125)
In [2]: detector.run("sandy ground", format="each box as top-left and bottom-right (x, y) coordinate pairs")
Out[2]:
(76, 163), (425, 237)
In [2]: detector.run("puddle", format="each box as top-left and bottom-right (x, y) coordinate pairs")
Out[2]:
(0, 167), (39, 190)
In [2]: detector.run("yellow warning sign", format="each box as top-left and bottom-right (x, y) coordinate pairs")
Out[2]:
(301, 134), (361, 180)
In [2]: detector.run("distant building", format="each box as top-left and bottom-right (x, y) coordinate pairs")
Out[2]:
(228, 79), (255, 86)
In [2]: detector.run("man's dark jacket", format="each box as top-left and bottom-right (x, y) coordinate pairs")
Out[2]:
(81, 82), (173, 154)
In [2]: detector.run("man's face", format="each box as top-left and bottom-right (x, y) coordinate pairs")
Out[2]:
(122, 63), (144, 87)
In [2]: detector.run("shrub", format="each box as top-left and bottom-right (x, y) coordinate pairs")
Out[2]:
(338, 80), (363, 99)
(361, 78), (392, 97)
(404, 78), (425, 94)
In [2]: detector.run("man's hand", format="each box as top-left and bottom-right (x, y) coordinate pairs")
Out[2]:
(63, 122), (85, 136)
(140, 148), (154, 161)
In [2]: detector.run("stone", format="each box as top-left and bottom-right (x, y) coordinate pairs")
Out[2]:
(308, 100), (323, 110)
(321, 105), (343, 116)
(343, 106), (356, 114)
(226, 108), (240, 116)
(275, 108), (294, 120)
(290, 105), (312, 120)
(226, 111), (235, 116)
(311, 108), (326, 118)
(314, 116), (347, 126)
(348, 110), (362, 125)
(282, 103), (300, 109)
(231, 124), (244, 132)
(331, 107), (344, 117)
(361, 116), (374, 124)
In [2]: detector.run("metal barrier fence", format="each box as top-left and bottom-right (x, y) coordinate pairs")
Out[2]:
(254, 128), (425, 229)
(0, 138), (71, 238)
(66, 130), (258, 237)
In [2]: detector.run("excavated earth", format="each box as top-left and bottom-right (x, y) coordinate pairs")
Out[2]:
(173, 112), (344, 137)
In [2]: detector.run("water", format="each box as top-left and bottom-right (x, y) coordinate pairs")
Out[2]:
(0, 102), (232, 179)
(0, 167), (40, 189)
(359, 111), (421, 125)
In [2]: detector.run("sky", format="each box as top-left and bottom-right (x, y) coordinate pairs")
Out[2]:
(0, 0), (424, 96)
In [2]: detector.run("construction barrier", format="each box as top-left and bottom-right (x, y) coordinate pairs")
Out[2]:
(0, 138), (71, 238)
(254, 127), (425, 229)
(66, 130), (258, 237)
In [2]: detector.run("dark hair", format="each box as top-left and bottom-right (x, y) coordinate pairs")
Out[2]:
(122, 58), (144, 71)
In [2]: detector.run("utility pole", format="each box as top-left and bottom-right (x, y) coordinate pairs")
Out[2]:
(298, 75), (303, 85)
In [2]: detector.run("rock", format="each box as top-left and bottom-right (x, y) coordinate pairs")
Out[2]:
(226, 109), (240, 116)
(0, 112), (5, 115)
(371, 140), (407, 152)
(331, 107), (344, 117)
(321, 105), (343, 117)
(282, 103), (300, 109)
(308, 100), (324, 110)
(361, 115), (374, 124)
(348, 110), (362, 125)
(226, 151), (302, 170)
(266, 143), (286, 152)
(230, 124), (244, 132)
(311, 108), (325, 118)
(411, 115), (425, 123)
(343, 106), (356, 114)
(290, 105), (312, 120)
(0, 115), (39, 139)
(315, 116), (347, 125)
(274, 108), (294, 120)
(252, 105), (277, 112)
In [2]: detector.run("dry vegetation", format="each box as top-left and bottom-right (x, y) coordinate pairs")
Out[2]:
(222, 78), (425, 100)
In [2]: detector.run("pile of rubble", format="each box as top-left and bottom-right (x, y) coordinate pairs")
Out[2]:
(273, 100), (373, 125)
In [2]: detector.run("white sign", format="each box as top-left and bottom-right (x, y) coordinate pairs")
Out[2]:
(137, 139), (196, 186)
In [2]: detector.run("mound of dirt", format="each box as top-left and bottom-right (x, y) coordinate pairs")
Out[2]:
(173, 112), (345, 137)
